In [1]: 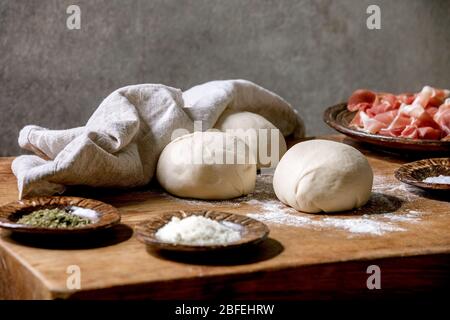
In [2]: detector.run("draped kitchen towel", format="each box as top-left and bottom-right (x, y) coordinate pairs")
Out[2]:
(12, 80), (304, 199)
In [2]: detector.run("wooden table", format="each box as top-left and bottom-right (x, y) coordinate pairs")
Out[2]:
(0, 135), (449, 300)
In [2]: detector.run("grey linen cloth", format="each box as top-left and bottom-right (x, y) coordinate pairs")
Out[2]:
(12, 80), (304, 199)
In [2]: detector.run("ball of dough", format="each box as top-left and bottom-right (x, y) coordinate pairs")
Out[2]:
(214, 110), (287, 168)
(273, 140), (373, 213)
(156, 131), (256, 200)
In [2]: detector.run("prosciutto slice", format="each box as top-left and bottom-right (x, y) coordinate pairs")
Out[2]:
(350, 110), (387, 134)
(434, 99), (450, 139)
(348, 89), (376, 112)
(347, 86), (450, 140)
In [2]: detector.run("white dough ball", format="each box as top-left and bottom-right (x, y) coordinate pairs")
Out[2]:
(156, 131), (256, 200)
(273, 140), (373, 213)
(214, 110), (287, 168)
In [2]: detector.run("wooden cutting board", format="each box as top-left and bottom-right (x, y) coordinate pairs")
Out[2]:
(0, 135), (449, 299)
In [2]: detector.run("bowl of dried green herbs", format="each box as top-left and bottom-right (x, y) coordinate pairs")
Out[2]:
(0, 196), (121, 235)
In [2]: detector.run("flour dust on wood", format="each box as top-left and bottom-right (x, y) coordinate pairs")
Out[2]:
(159, 171), (438, 237)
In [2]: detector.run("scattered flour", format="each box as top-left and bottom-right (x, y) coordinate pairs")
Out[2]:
(372, 175), (415, 199)
(247, 201), (314, 227)
(159, 172), (426, 237)
(244, 173), (425, 236)
(247, 201), (407, 236)
(378, 210), (421, 223)
(321, 218), (404, 235)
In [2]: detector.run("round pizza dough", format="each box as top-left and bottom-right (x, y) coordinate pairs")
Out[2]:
(214, 110), (287, 168)
(156, 131), (256, 200)
(273, 140), (373, 213)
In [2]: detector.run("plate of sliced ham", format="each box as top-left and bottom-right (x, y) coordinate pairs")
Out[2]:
(324, 86), (450, 153)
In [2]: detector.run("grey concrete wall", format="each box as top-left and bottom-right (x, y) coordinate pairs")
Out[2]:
(0, 0), (449, 156)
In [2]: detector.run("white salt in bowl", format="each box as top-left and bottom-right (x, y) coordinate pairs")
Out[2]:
(394, 158), (450, 191)
(135, 210), (269, 252)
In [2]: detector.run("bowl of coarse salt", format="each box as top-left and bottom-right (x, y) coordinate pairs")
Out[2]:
(394, 158), (450, 191)
(135, 210), (270, 252)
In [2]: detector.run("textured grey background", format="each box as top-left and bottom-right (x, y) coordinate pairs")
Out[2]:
(0, 0), (449, 156)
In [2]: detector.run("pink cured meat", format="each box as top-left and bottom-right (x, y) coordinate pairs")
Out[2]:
(373, 110), (397, 125)
(350, 110), (386, 134)
(375, 93), (399, 109)
(347, 86), (450, 140)
(417, 127), (442, 140)
(397, 93), (416, 105)
(434, 99), (450, 137)
(348, 89), (376, 112)
(366, 102), (396, 117)
(426, 107), (439, 117)
(428, 88), (450, 107)
(410, 106), (441, 130)
(380, 104), (442, 140)
(379, 112), (410, 137)
(400, 125), (441, 140)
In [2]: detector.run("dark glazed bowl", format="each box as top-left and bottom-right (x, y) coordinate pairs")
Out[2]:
(0, 196), (121, 234)
(135, 210), (269, 252)
(394, 158), (450, 191)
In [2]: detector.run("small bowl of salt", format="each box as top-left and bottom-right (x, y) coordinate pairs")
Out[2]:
(395, 158), (450, 191)
(135, 210), (270, 252)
